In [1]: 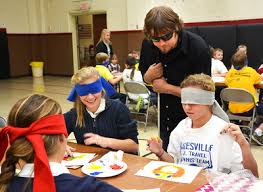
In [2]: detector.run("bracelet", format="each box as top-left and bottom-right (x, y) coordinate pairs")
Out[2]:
(157, 149), (164, 158)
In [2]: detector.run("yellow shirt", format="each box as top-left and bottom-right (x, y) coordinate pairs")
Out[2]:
(135, 63), (139, 70)
(95, 65), (113, 81)
(225, 66), (261, 113)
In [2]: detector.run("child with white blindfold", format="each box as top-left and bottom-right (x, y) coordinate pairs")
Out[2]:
(147, 73), (258, 177)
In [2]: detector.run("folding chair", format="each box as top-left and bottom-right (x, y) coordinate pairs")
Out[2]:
(220, 88), (257, 142)
(0, 116), (7, 128)
(124, 81), (152, 132)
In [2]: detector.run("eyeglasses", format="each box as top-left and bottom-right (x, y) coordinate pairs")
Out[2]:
(150, 32), (174, 42)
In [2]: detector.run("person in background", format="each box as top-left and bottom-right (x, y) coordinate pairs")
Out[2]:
(95, 29), (113, 58)
(211, 48), (228, 77)
(213, 47), (224, 61)
(225, 51), (263, 141)
(147, 74), (258, 177)
(108, 54), (121, 91)
(108, 54), (121, 75)
(130, 50), (140, 70)
(139, 6), (211, 150)
(123, 56), (157, 108)
(95, 52), (122, 86)
(95, 52), (126, 103)
(236, 44), (248, 65)
(65, 67), (138, 154)
(123, 56), (144, 86)
(0, 94), (122, 192)
(225, 52), (262, 116)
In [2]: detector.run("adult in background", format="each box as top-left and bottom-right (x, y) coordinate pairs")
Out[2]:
(139, 6), (211, 150)
(95, 29), (113, 58)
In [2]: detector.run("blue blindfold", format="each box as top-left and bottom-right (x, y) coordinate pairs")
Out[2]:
(67, 77), (116, 102)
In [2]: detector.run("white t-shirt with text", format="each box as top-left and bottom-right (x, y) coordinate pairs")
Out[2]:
(167, 115), (243, 173)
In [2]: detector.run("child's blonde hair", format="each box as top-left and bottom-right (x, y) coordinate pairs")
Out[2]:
(95, 52), (109, 65)
(180, 73), (215, 92)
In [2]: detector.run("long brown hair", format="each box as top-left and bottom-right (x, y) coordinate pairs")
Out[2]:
(0, 94), (62, 192)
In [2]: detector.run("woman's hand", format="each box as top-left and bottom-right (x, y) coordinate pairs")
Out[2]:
(147, 137), (164, 157)
(220, 123), (248, 147)
(84, 133), (110, 148)
(65, 145), (76, 157)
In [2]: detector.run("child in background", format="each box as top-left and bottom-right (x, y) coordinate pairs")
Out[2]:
(237, 44), (247, 55)
(95, 52), (122, 87)
(128, 50), (140, 70)
(211, 48), (228, 77)
(108, 54), (121, 75)
(147, 74), (258, 177)
(95, 53), (126, 104)
(213, 48), (224, 61)
(108, 54), (121, 91)
(236, 44), (248, 65)
(123, 56), (148, 103)
(225, 52), (262, 115)
(225, 52), (263, 144)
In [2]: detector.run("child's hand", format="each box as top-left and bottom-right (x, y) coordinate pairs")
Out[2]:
(220, 123), (248, 147)
(65, 145), (76, 157)
(147, 136), (163, 156)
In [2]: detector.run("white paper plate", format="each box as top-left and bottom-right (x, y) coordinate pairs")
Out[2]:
(81, 160), (127, 177)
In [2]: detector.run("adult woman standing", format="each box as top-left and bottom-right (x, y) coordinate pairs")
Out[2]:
(95, 29), (113, 57)
(65, 67), (138, 154)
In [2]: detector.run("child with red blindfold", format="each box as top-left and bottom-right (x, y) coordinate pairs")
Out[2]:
(0, 94), (122, 192)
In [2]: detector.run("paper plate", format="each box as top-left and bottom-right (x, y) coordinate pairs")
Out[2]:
(81, 160), (127, 177)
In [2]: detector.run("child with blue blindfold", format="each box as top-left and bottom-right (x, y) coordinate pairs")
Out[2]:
(64, 67), (138, 154)
(67, 76), (115, 102)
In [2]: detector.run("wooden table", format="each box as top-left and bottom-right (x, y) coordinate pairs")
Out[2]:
(68, 142), (208, 192)
(213, 76), (263, 89)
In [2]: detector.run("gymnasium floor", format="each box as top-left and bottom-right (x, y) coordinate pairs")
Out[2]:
(0, 76), (262, 178)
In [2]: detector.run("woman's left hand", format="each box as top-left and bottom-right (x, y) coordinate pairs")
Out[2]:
(220, 123), (248, 146)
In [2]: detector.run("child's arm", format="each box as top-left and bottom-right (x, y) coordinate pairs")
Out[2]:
(221, 123), (259, 177)
(147, 137), (174, 162)
(109, 75), (122, 85)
